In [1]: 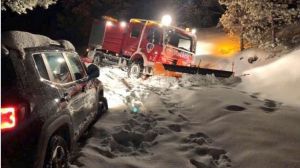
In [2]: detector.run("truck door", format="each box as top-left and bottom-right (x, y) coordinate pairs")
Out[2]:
(144, 27), (163, 62)
(122, 23), (143, 57)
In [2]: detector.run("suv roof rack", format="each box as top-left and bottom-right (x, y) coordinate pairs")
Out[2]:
(1, 45), (9, 56)
(2, 31), (75, 59)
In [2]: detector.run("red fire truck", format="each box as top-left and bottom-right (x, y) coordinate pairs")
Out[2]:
(88, 17), (233, 78)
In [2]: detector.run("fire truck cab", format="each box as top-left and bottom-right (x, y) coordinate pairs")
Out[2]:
(88, 17), (197, 77)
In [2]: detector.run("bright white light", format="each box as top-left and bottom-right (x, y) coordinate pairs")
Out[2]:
(192, 28), (197, 34)
(57, 58), (65, 63)
(106, 21), (113, 27)
(161, 15), (172, 26)
(54, 98), (59, 103)
(120, 21), (127, 28)
(196, 41), (214, 56)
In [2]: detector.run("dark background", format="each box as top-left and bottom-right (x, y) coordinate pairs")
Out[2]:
(1, 0), (224, 53)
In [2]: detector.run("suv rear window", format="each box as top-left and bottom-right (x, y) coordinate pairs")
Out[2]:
(1, 56), (17, 90)
(44, 52), (72, 84)
(33, 54), (50, 80)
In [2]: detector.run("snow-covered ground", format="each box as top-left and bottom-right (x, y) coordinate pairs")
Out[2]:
(70, 49), (300, 168)
(239, 49), (300, 107)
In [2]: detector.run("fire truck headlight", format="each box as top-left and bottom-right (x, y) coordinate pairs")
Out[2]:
(120, 21), (127, 28)
(192, 28), (197, 34)
(106, 21), (113, 27)
(161, 15), (172, 26)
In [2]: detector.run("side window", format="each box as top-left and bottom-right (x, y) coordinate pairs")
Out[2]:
(45, 52), (72, 83)
(131, 25), (141, 38)
(147, 28), (161, 44)
(65, 52), (86, 80)
(33, 54), (50, 80)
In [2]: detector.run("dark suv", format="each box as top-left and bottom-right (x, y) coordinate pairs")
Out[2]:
(1, 31), (108, 168)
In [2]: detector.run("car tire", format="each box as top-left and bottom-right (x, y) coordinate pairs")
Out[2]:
(98, 96), (108, 115)
(128, 60), (144, 78)
(44, 135), (69, 168)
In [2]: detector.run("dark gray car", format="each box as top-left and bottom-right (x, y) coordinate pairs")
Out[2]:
(1, 31), (108, 168)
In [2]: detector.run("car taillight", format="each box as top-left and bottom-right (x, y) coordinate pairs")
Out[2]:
(1, 107), (16, 130)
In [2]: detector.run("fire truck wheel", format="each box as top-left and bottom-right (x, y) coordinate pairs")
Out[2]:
(128, 61), (144, 78)
(94, 54), (103, 66)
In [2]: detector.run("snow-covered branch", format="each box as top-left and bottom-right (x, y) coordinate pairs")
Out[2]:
(1, 0), (58, 14)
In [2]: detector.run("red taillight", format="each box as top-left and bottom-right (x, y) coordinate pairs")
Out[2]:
(1, 107), (16, 130)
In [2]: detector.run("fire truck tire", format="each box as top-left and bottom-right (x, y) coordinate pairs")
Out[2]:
(128, 60), (144, 78)
(94, 53), (103, 66)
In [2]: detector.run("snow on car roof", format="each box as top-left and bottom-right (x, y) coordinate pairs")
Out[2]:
(1, 31), (75, 59)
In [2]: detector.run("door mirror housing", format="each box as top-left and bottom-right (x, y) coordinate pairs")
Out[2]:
(87, 64), (100, 80)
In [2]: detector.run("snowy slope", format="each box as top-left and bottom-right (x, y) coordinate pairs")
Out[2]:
(70, 50), (300, 168)
(239, 49), (300, 107)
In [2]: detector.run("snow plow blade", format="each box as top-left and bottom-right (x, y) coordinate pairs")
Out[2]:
(162, 64), (234, 78)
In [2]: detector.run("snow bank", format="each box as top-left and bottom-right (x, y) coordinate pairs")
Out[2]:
(72, 64), (300, 168)
(160, 87), (300, 168)
(239, 49), (300, 107)
(2, 31), (75, 59)
(193, 48), (274, 77)
(232, 49), (275, 75)
(193, 55), (233, 72)
(139, 73), (240, 89)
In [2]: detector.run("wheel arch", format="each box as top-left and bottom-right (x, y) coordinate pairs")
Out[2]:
(34, 114), (74, 168)
(130, 53), (144, 64)
(131, 51), (154, 67)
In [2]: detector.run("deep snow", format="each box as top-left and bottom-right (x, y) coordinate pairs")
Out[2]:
(239, 49), (300, 107)
(70, 49), (300, 168)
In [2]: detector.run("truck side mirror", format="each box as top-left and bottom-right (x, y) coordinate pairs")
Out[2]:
(164, 38), (169, 45)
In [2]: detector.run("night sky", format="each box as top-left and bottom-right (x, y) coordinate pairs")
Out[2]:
(2, 3), (67, 45)
(1, 0), (222, 53)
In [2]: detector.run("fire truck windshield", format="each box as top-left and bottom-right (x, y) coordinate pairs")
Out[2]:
(164, 29), (193, 52)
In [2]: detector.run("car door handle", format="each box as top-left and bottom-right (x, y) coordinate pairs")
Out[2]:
(60, 93), (70, 102)
(82, 85), (86, 92)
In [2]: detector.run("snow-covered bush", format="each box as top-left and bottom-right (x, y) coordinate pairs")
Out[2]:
(1, 0), (57, 14)
(219, 0), (300, 48)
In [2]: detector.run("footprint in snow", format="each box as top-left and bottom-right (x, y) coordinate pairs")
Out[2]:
(168, 124), (182, 132)
(250, 92), (260, 99)
(260, 99), (280, 113)
(225, 105), (246, 112)
(181, 132), (231, 168)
